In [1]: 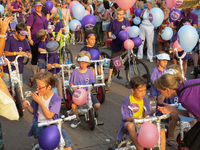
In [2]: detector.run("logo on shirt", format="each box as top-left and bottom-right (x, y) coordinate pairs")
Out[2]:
(85, 78), (89, 84)
(19, 47), (23, 52)
(174, 97), (179, 103)
(131, 103), (140, 113)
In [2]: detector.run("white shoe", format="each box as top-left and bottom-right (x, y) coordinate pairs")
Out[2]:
(149, 59), (153, 62)
(190, 71), (193, 75)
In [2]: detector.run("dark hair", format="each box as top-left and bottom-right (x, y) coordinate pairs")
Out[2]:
(130, 76), (147, 89)
(36, 72), (56, 88)
(84, 30), (96, 40)
(112, 3), (118, 9)
(103, 0), (110, 9)
(15, 22), (27, 32)
(82, 0), (88, 4)
(178, 18), (190, 30)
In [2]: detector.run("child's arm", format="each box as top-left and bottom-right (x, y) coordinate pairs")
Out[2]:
(56, 28), (66, 42)
(4, 50), (27, 56)
(157, 94), (165, 105)
(69, 83), (77, 92)
(38, 48), (47, 53)
(124, 117), (133, 122)
(26, 51), (32, 58)
(100, 11), (108, 20)
(23, 101), (34, 114)
(47, 63), (60, 70)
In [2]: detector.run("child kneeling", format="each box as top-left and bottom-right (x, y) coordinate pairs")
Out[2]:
(23, 72), (72, 150)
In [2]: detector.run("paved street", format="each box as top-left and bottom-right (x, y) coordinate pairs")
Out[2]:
(0, 44), (194, 150)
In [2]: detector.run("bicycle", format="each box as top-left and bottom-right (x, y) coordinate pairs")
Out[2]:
(32, 115), (76, 150)
(4, 55), (30, 117)
(101, 49), (151, 89)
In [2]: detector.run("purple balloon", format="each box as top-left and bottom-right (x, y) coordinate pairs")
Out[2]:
(45, 1), (53, 11)
(135, 8), (142, 17)
(169, 9), (181, 22)
(31, 7), (35, 13)
(132, 37), (142, 47)
(81, 15), (97, 30)
(89, 49), (100, 60)
(118, 30), (128, 41)
(39, 126), (60, 150)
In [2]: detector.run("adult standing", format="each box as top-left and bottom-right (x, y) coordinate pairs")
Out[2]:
(26, 0), (48, 87)
(137, 0), (155, 62)
(10, 0), (24, 23)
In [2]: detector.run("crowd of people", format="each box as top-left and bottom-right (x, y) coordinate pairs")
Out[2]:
(0, 0), (200, 149)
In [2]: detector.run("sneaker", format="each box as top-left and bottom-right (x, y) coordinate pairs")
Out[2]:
(70, 118), (81, 128)
(107, 78), (112, 87)
(149, 59), (153, 63)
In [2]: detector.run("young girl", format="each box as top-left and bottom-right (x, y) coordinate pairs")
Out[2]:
(61, 1), (71, 34)
(6, 12), (17, 36)
(6, 0), (12, 12)
(56, 2), (62, 19)
(23, 72), (73, 150)
(69, 51), (100, 128)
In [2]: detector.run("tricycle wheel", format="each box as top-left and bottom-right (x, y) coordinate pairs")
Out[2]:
(65, 88), (72, 110)
(88, 109), (95, 130)
(176, 131), (189, 150)
(96, 86), (105, 104)
(108, 147), (115, 150)
(15, 84), (23, 117)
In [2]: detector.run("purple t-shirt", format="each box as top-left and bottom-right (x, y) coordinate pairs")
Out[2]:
(116, 95), (150, 141)
(69, 69), (96, 91)
(28, 93), (61, 136)
(26, 12), (48, 44)
(48, 53), (61, 74)
(108, 19), (130, 51)
(38, 40), (48, 60)
(80, 45), (101, 54)
(11, 1), (23, 19)
(3, 36), (31, 74)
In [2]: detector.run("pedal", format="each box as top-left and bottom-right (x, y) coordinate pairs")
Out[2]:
(98, 122), (104, 125)
(79, 113), (85, 116)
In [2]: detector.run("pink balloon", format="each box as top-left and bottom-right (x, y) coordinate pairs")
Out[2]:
(166, 0), (175, 9)
(173, 40), (183, 52)
(72, 88), (87, 106)
(172, 0), (183, 8)
(124, 39), (134, 50)
(69, 1), (80, 13)
(84, 10), (90, 16)
(50, 7), (57, 14)
(115, 0), (136, 11)
(124, 26), (131, 32)
(137, 122), (159, 148)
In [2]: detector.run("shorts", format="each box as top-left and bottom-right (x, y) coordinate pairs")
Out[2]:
(2, 73), (23, 88)
(192, 41), (199, 54)
(32, 122), (72, 148)
(94, 22), (103, 38)
(53, 71), (63, 82)
(71, 93), (100, 105)
(124, 122), (142, 134)
(109, 50), (126, 69)
(30, 44), (39, 65)
(38, 59), (46, 70)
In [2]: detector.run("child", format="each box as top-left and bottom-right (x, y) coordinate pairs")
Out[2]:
(46, 40), (64, 104)
(6, 12), (17, 36)
(23, 72), (73, 150)
(116, 76), (166, 150)
(2, 22), (32, 89)
(69, 51), (100, 128)
(51, 13), (64, 34)
(107, 8), (130, 86)
(61, 1), (71, 34)
(29, 29), (48, 87)
(56, 2), (63, 19)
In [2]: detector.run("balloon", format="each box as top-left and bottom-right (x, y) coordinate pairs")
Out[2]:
(72, 88), (87, 105)
(173, 40), (183, 52)
(177, 25), (199, 52)
(39, 126), (60, 150)
(132, 37), (142, 47)
(0, 5), (4, 15)
(115, 0), (136, 11)
(161, 27), (173, 41)
(124, 26), (131, 33)
(106, 39), (112, 44)
(118, 30), (128, 41)
(129, 26), (140, 38)
(124, 39), (134, 50)
(166, 0), (174, 9)
(50, 7), (57, 14)
(84, 10), (90, 16)
(45, 1), (53, 11)
(169, 9), (181, 22)
(137, 122), (159, 148)
(149, 8), (164, 27)
(72, 3), (85, 21)
(89, 49), (100, 60)
(172, 0), (183, 8)
(178, 105), (195, 122)
(135, 8), (142, 17)
(81, 15), (97, 30)
(31, 7), (35, 13)
(133, 17), (141, 25)
(69, 1), (79, 13)
(69, 19), (82, 31)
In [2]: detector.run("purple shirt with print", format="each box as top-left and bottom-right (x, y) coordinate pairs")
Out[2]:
(38, 40), (48, 60)
(116, 95), (150, 141)
(48, 53), (61, 74)
(3, 36), (31, 74)
(28, 93), (61, 136)
(108, 19), (130, 51)
(26, 12), (48, 44)
(11, 1), (23, 19)
(69, 69), (96, 91)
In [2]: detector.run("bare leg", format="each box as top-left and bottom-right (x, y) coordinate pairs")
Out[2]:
(108, 68), (113, 78)
(31, 65), (39, 77)
(93, 103), (100, 113)
(31, 69), (45, 83)
(158, 42), (163, 53)
(57, 81), (63, 99)
(71, 103), (79, 119)
(160, 129), (166, 150)
(193, 51), (198, 67)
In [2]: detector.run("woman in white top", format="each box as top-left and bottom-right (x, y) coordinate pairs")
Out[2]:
(137, 0), (155, 62)
(61, 1), (72, 34)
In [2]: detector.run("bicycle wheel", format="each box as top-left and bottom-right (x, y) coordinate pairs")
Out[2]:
(96, 86), (106, 104)
(176, 132), (189, 150)
(65, 88), (72, 110)
(100, 51), (111, 83)
(23, 57), (29, 65)
(88, 109), (95, 130)
(61, 47), (73, 64)
(15, 84), (23, 117)
(125, 59), (150, 89)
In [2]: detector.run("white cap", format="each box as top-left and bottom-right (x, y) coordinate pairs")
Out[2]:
(77, 56), (91, 63)
(156, 53), (170, 60)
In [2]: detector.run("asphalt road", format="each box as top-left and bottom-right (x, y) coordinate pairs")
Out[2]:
(0, 44), (194, 150)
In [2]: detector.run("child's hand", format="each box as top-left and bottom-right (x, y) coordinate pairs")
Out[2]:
(32, 92), (42, 104)
(0, 17), (10, 34)
(158, 103), (174, 114)
(60, 28), (66, 33)
(18, 51), (27, 56)
(55, 64), (60, 68)
(27, 52), (32, 58)
(50, 37), (54, 41)
(23, 100), (30, 108)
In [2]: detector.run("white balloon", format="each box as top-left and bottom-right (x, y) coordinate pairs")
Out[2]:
(133, 17), (141, 25)
(129, 26), (140, 38)
(161, 27), (173, 41)
(149, 8), (164, 27)
(69, 20), (82, 31)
